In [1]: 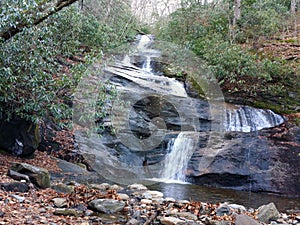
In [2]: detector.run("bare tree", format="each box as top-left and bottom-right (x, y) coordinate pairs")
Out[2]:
(233, 0), (241, 26)
(291, 0), (296, 14)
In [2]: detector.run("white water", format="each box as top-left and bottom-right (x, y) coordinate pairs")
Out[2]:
(161, 132), (198, 182)
(226, 105), (285, 132)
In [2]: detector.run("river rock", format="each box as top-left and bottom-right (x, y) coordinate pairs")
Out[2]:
(1, 182), (29, 192)
(52, 198), (68, 208)
(228, 204), (246, 213)
(89, 183), (110, 191)
(128, 183), (148, 191)
(51, 183), (74, 193)
(140, 199), (152, 205)
(9, 194), (25, 203)
(257, 202), (280, 223)
(160, 216), (185, 225)
(173, 212), (197, 221)
(7, 169), (30, 182)
(126, 218), (140, 225)
(117, 193), (130, 200)
(142, 190), (164, 199)
(216, 204), (231, 216)
(88, 199), (125, 214)
(53, 208), (83, 217)
(235, 214), (260, 225)
(0, 119), (40, 156)
(10, 162), (50, 188)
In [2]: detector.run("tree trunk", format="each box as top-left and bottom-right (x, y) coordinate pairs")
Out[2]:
(233, 0), (241, 26)
(291, 0), (296, 14)
(0, 0), (79, 42)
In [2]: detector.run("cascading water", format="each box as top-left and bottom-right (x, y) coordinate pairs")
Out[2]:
(161, 132), (198, 182)
(142, 55), (152, 73)
(226, 105), (285, 132)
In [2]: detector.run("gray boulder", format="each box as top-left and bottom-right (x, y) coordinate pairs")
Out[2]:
(235, 214), (260, 225)
(88, 199), (125, 214)
(257, 202), (280, 223)
(1, 182), (29, 192)
(10, 162), (50, 188)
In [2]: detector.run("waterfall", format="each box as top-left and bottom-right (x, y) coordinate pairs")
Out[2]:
(161, 132), (197, 182)
(142, 55), (152, 73)
(137, 35), (152, 51)
(226, 105), (285, 132)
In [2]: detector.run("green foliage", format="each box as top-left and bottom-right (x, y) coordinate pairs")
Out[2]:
(156, 0), (296, 99)
(236, 0), (289, 42)
(0, 2), (137, 126)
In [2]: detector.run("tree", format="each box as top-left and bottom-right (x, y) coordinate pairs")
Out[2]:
(233, 0), (241, 26)
(0, 0), (79, 42)
(291, 0), (296, 14)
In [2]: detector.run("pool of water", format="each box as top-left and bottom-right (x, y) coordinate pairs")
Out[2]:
(146, 181), (300, 212)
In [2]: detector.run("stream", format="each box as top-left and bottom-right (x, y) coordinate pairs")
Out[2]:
(73, 35), (299, 212)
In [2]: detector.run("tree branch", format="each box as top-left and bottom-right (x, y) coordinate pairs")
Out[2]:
(0, 0), (79, 42)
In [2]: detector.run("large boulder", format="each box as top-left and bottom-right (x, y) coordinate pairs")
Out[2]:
(0, 119), (40, 156)
(88, 199), (125, 214)
(188, 123), (300, 196)
(10, 162), (50, 188)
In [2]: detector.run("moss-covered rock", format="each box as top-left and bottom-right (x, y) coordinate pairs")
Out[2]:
(10, 162), (50, 189)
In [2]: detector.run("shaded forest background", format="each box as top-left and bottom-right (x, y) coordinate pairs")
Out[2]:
(0, 0), (299, 130)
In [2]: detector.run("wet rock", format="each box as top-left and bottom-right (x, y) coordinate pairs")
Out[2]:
(216, 204), (231, 216)
(235, 214), (260, 225)
(10, 162), (50, 188)
(257, 202), (280, 223)
(160, 216), (185, 225)
(128, 183), (148, 191)
(52, 198), (68, 208)
(0, 119), (40, 156)
(1, 182), (29, 192)
(88, 199), (125, 214)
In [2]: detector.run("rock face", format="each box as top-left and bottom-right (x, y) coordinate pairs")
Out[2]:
(0, 119), (40, 156)
(188, 123), (300, 197)
(10, 162), (50, 188)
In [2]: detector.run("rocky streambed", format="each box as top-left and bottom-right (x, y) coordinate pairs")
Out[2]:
(0, 156), (299, 225)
